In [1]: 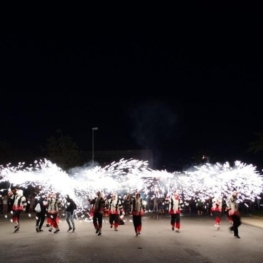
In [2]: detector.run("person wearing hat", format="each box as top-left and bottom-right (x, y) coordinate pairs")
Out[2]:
(226, 191), (241, 238)
(168, 192), (181, 233)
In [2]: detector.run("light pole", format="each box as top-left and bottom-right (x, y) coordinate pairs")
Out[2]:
(92, 127), (98, 166)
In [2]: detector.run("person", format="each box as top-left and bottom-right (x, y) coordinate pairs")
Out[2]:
(2, 194), (8, 214)
(35, 194), (48, 232)
(8, 188), (27, 233)
(130, 193), (145, 236)
(226, 191), (242, 238)
(47, 193), (61, 233)
(108, 193), (123, 231)
(211, 194), (222, 230)
(188, 197), (195, 215)
(123, 194), (131, 213)
(28, 194), (35, 213)
(168, 192), (181, 233)
(196, 199), (204, 216)
(88, 191), (105, 236)
(65, 194), (76, 232)
(152, 195), (159, 213)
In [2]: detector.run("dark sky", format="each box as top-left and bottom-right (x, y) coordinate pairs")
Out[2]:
(1, 3), (263, 170)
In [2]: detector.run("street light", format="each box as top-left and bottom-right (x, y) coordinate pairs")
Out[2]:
(92, 127), (98, 166)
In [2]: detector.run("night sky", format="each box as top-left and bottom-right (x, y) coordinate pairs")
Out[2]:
(1, 3), (262, 171)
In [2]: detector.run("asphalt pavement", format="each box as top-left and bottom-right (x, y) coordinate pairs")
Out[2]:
(0, 212), (263, 263)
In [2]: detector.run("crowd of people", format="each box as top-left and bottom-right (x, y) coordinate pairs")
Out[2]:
(1, 188), (262, 239)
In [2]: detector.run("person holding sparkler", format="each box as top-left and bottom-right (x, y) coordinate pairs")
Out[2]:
(168, 192), (182, 233)
(210, 194), (222, 230)
(108, 193), (123, 231)
(35, 194), (48, 232)
(88, 191), (106, 236)
(8, 188), (27, 233)
(47, 193), (61, 233)
(131, 193), (145, 236)
(226, 191), (242, 238)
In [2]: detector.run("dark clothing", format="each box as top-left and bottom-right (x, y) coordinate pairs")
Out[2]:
(89, 196), (105, 234)
(35, 197), (47, 230)
(133, 214), (142, 234)
(230, 214), (241, 237)
(65, 198), (76, 214)
(109, 214), (119, 227)
(171, 214), (180, 228)
(93, 212), (103, 230)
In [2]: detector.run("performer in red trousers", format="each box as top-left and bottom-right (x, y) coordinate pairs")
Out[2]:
(131, 193), (145, 236)
(168, 192), (182, 233)
(108, 193), (123, 231)
(211, 194), (222, 230)
(8, 188), (27, 233)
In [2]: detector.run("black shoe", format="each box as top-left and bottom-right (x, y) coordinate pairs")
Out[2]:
(46, 224), (50, 227)
(98, 232), (101, 236)
(229, 227), (233, 232)
(114, 229), (118, 231)
(14, 226), (20, 233)
(136, 232), (139, 236)
(49, 228), (53, 232)
(110, 225), (112, 228)
(95, 229), (99, 234)
(39, 229), (43, 232)
(54, 229), (60, 234)
(235, 235), (241, 239)
(172, 227), (174, 231)
(67, 227), (72, 232)
(36, 227), (39, 233)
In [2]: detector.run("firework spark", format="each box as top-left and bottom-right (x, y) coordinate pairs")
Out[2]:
(1, 158), (263, 221)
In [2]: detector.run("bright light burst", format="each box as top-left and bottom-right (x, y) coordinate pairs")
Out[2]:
(1, 158), (263, 220)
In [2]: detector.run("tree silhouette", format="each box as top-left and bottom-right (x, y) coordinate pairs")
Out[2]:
(43, 130), (81, 171)
(248, 132), (263, 154)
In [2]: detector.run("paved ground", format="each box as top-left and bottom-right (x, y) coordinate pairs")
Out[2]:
(0, 213), (263, 263)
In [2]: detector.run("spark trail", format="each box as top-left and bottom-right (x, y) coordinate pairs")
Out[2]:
(0, 158), (263, 220)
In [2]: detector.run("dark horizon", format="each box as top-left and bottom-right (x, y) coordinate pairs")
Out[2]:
(1, 3), (262, 171)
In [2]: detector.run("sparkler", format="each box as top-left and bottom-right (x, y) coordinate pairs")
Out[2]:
(0, 158), (262, 221)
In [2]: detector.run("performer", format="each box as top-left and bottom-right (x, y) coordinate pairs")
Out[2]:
(8, 188), (27, 233)
(88, 191), (105, 236)
(210, 194), (222, 230)
(168, 192), (181, 233)
(47, 193), (61, 233)
(226, 191), (242, 238)
(131, 193), (145, 236)
(35, 194), (48, 232)
(108, 193), (123, 231)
